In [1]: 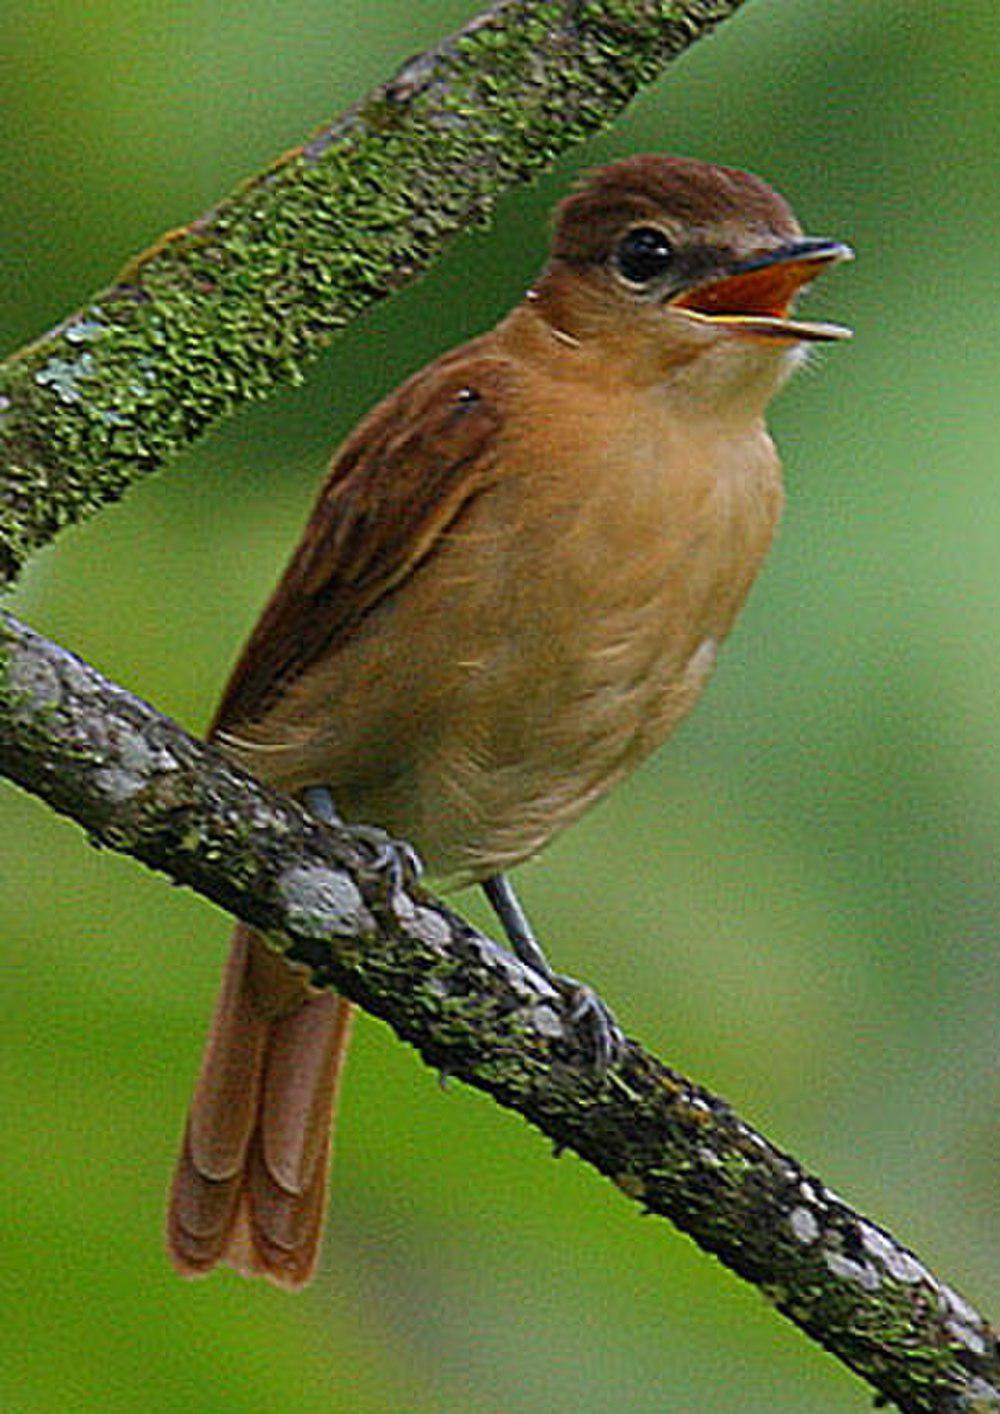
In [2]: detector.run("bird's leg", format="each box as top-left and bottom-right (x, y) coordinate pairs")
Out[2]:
(301, 786), (423, 895)
(482, 873), (622, 1069)
(481, 873), (553, 976)
(301, 785), (339, 821)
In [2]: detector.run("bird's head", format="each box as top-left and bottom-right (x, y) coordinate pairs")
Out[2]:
(530, 155), (852, 410)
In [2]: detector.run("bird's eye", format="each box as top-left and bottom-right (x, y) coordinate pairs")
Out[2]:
(614, 227), (674, 286)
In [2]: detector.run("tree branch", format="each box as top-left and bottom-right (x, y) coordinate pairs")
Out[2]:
(0, 0), (748, 585)
(1, 609), (996, 1413)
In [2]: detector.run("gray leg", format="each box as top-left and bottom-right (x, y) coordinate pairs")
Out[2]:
(482, 872), (622, 1069)
(482, 874), (555, 978)
(302, 785), (341, 823)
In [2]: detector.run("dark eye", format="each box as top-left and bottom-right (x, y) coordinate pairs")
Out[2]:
(615, 226), (674, 285)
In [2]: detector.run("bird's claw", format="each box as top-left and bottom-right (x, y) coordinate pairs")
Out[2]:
(555, 976), (624, 1072)
(351, 824), (424, 896)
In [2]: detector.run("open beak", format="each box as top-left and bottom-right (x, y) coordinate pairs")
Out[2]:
(672, 238), (854, 343)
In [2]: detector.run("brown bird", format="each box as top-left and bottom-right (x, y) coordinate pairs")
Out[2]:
(166, 154), (852, 1287)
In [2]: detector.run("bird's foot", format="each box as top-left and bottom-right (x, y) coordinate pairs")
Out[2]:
(552, 975), (624, 1072)
(302, 786), (423, 897)
(351, 823), (424, 897)
(481, 872), (622, 1071)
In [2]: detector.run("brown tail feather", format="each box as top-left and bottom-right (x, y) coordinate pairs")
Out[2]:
(167, 922), (355, 1288)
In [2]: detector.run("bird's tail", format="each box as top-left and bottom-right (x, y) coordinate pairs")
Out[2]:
(166, 922), (355, 1288)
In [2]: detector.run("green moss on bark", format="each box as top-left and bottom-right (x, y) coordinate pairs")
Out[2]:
(0, 0), (748, 584)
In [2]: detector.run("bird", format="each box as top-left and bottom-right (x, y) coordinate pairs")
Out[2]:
(166, 154), (852, 1288)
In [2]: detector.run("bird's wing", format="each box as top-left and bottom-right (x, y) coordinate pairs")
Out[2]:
(211, 343), (509, 736)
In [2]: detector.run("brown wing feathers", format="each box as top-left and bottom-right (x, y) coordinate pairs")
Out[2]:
(211, 346), (507, 737)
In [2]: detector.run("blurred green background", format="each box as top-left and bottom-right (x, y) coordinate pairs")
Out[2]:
(1, 2), (997, 1410)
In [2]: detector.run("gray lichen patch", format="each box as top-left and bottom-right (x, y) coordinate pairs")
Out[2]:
(64, 315), (108, 345)
(408, 905), (453, 955)
(278, 862), (374, 938)
(858, 1221), (927, 1285)
(115, 726), (178, 777)
(387, 890), (452, 954)
(939, 1281), (987, 1331)
(88, 714), (181, 802)
(965, 1375), (1000, 1405)
(35, 353), (97, 403)
(822, 1248), (882, 1293)
(92, 765), (151, 803)
(5, 648), (63, 716)
(789, 1205), (821, 1244)
(467, 932), (560, 1002)
(945, 1319), (989, 1358)
(938, 1282), (992, 1357)
(528, 1003), (564, 1039)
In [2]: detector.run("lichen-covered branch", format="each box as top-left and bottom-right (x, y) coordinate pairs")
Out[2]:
(0, 0), (749, 584)
(0, 610), (995, 1413)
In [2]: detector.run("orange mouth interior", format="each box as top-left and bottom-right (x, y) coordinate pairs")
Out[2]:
(674, 258), (825, 320)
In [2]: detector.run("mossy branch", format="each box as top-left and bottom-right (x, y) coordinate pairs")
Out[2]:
(1, 609), (997, 1413)
(0, 0), (750, 585)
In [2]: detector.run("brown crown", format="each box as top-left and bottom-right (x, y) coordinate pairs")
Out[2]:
(551, 155), (803, 267)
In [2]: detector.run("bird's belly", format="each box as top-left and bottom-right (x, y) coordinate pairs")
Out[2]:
(395, 446), (777, 882)
(408, 625), (720, 886)
(351, 490), (736, 885)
